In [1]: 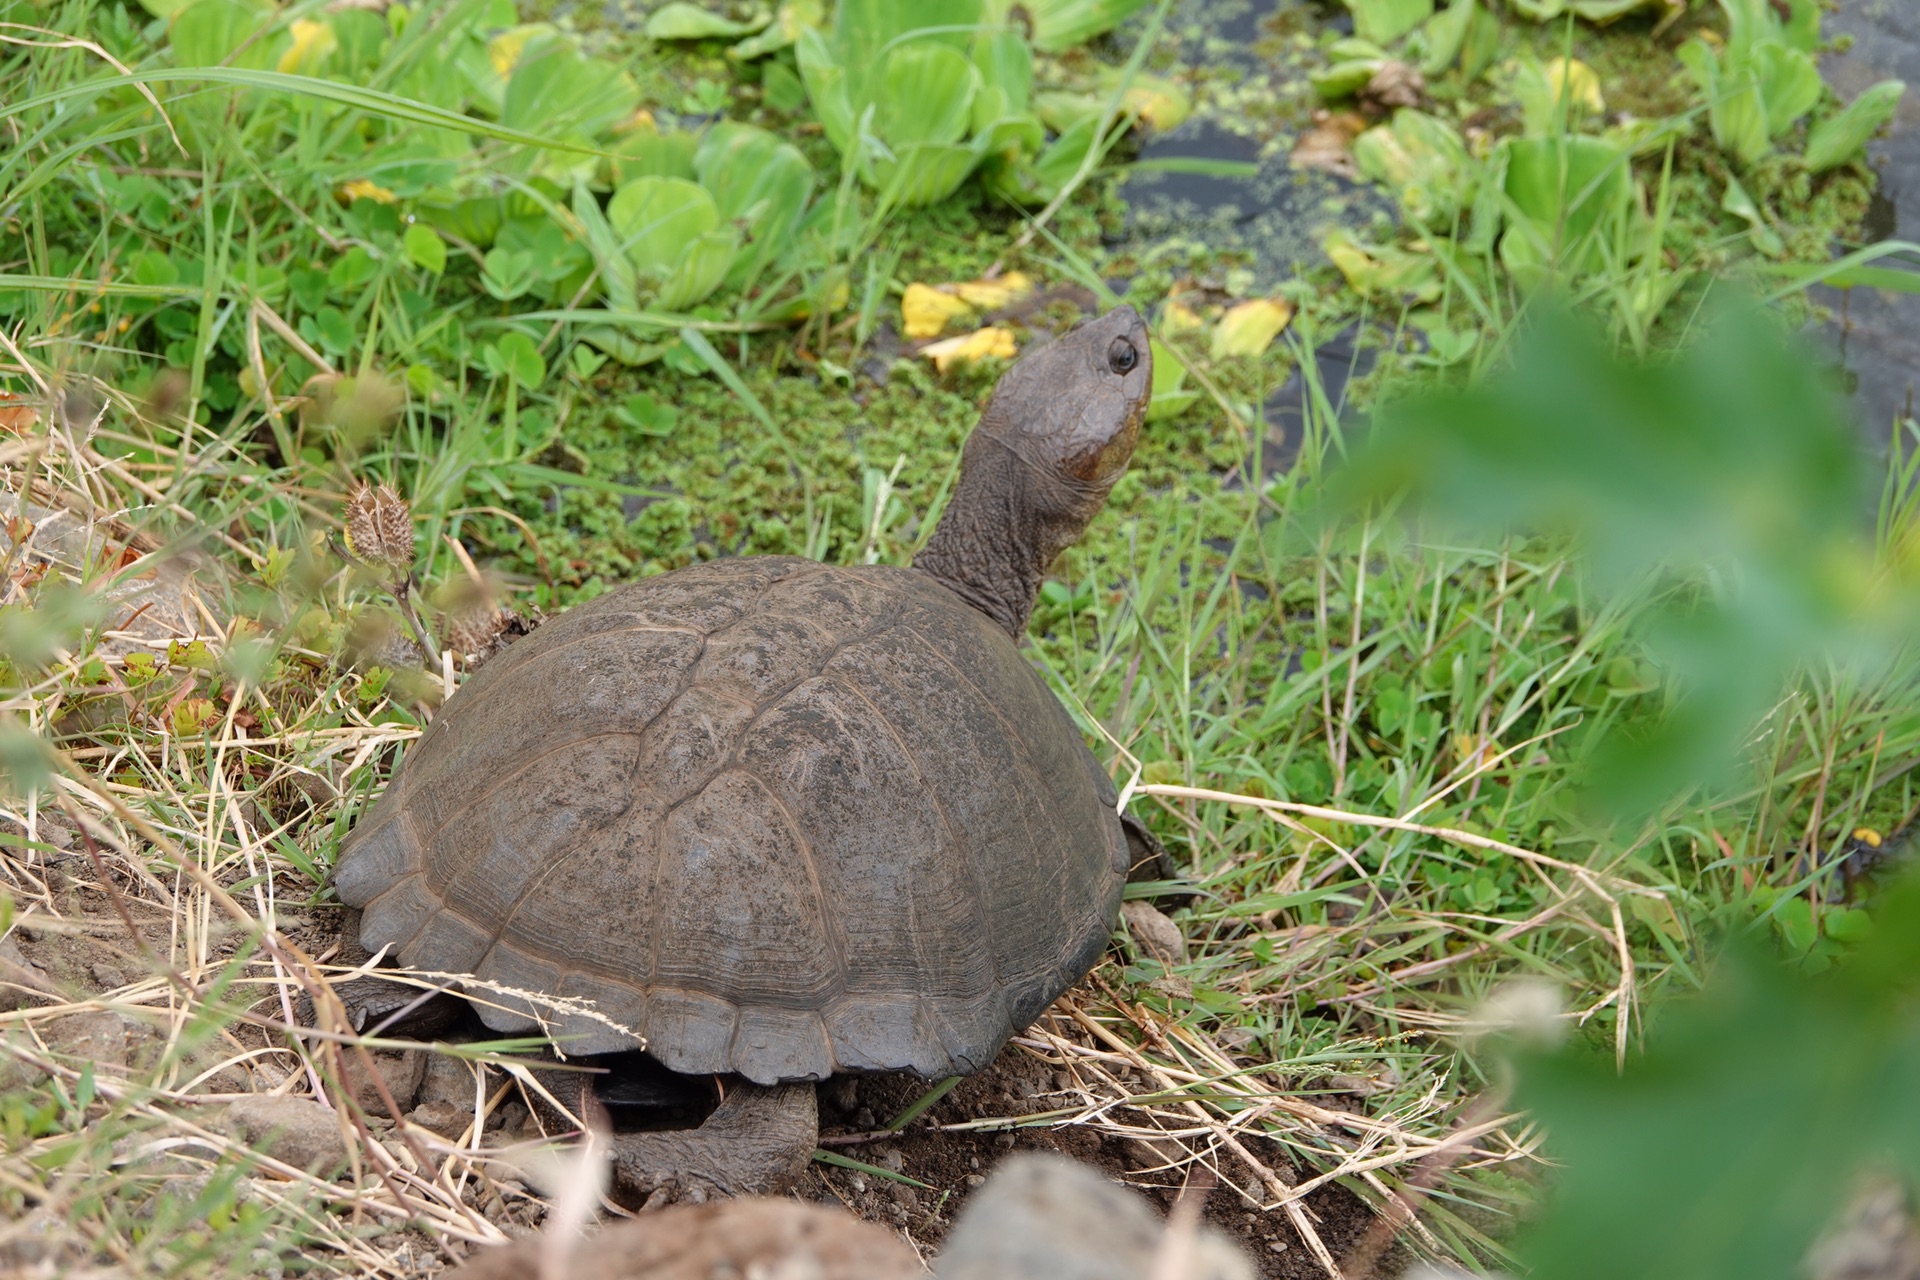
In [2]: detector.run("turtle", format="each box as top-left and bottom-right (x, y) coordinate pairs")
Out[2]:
(330, 305), (1159, 1195)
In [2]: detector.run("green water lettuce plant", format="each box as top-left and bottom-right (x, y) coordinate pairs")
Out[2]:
(793, 0), (1146, 206)
(796, 0), (1039, 205)
(1673, 0), (1899, 172)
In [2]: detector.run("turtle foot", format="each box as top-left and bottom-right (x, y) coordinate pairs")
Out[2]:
(530, 1063), (818, 1201)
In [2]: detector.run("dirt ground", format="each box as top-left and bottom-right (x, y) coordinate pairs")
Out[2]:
(0, 852), (1409, 1278)
(805, 1044), (1401, 1279)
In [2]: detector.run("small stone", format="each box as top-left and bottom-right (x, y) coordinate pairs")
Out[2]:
(1051, 1071), (1074, 1092)
(0, 936), (55, 1011)
(937, 1154), (1254, 1280)
(416, 1051), (477, 1110)
(47, 1011), (130, 1070)
(964, 1174), (986, 1188)
(851, 1106), (876, 1130)
(992, 1132), (1015, 1149)
(407, 1099), (471, 1139)
(220, 1096), (350, 1175)
(1121, 900), (1188, 966)
(90, 961), (128, 990)
(877, 1149), (904, 1173)
(969, 1156), (981, 1170)
(438, 1198), (918, 1280)
(341, 1048), (426, 1117)
(1269, 1239), (1290, 1254)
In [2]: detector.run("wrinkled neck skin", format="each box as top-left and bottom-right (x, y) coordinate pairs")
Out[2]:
(912, 429), (1097, 638)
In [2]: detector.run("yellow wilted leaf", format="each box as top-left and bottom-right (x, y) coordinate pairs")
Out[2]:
(339, 179), (397, 205)
(901, 284), (975, 339)
(922, 326), (1017, 373)
(1124, 77), (1192, 132)
(1854, 827), (1884, 849)
(950, 271), (1034, 311)
(277, 19), (336, 74)
(1210, 298), (1294, 360)
(488, 24), (555, 76)
(1547, 58), (1605, 115)
(1160, 298), (1206, 334)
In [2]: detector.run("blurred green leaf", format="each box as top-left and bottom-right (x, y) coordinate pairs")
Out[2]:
(1022, 0), (1153, 52)
(403, 222), (447, 275)
(1342, 0), (1433, 44)
(1805, 80), (1907, 173)
(1516, 864), (1920, 1280)
(488, 331), (547, 387)
(1332, 303), (1883, 813)
(1351, 109), (1476, 224)
(643, 2), (770, 39)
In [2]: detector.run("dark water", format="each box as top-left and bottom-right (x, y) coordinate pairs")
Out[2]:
(1817, 0), (1920, 443)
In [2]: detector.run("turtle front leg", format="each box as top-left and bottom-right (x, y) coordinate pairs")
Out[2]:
(611, 1081), (818, 1201)
(529, 1064), (818, 1201)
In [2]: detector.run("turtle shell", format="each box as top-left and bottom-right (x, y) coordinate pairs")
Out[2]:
(332, 556), (1128, 1085)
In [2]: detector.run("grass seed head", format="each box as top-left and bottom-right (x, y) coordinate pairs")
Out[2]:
(342, 480), (416, 575)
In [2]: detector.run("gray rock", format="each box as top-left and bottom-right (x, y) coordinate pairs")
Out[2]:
(937, 1153), (1253, 1280)
(0, 935), (55, 1012)
(341, 1048), (425, 1117)
(406, 1099), (471, 1139)
(1809, 1176), (1920, 1280)
(220, 1096), (351, 1175)
(1121, 900), (1188, 966)
(417, 1051), (478, 1110)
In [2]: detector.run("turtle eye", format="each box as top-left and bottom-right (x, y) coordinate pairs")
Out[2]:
(1106, 337), (1138, 375)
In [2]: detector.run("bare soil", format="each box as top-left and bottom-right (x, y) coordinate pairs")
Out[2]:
(803, 1045), (1400, 1279)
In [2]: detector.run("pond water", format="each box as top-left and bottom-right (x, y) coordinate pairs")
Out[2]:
(1817, 0), (1920, 445)
(1120, 0), (1920, 458)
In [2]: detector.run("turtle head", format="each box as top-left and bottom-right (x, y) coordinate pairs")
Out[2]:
(912, 307), (1153, 636)
(978, 304), (1152, 507)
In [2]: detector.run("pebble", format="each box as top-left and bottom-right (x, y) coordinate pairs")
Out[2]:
(406, 1099), (471, 1139)
(342, 1048), (426, 1117)
(220, 1096), (350, 1175)
(936, 1153), (1253, 1280)
(1120, 900), (1189, 966)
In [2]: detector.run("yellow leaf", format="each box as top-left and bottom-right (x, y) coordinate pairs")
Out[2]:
(1854, 827), (1884, 849)
(1210, 298), (1294, 360)
(339, 179), (398, 205)
(1547, 58), (1605, 116)
(1160, 298), (1206, 334)
(921, 326), (1018, 373)
(488, 24), (555, 77)
(950, 271), (1034, 311)
(277, 19), (337, 74)
(1124, 77), (1193, 132)
(901, 283), (975, 339)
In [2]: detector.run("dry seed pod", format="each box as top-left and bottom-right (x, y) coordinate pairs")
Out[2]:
(342, 480), (415, 574)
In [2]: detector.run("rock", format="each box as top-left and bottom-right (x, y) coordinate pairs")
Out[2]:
(220, 1096), (351, 1175)
(937, 1153), (1253, 1280)
(0, 936), (56, 1011)
(442, 1198), (919, 1280)
(407, 1100), (471, 1139)
(341, 1048), (425, 1117)
(1121, 900), (1188, 966)
(48, 1011), (131, 1070)
(417, 1051), (478, 1110)
(1809, 1176), (1920, 1280)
